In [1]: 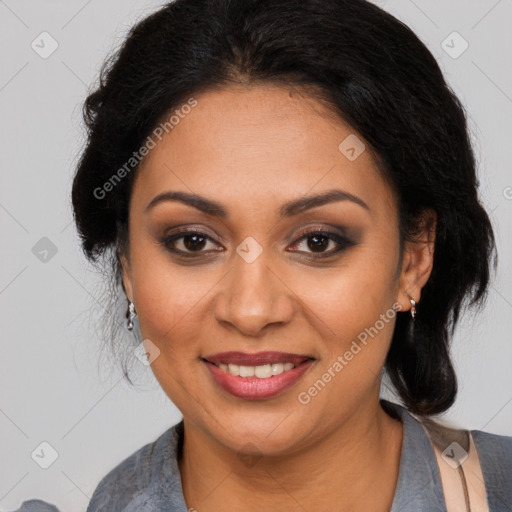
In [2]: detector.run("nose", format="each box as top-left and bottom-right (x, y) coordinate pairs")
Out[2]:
(212, 252), (296, 337)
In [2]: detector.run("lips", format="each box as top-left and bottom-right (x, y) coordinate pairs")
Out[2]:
(203, 356), (315, 400)
(202, 351), (315, 367)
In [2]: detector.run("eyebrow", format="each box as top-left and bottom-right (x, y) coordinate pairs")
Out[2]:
(145, 188), (369, 218)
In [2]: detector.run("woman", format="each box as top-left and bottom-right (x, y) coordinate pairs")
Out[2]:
(15, 0), (511, 511)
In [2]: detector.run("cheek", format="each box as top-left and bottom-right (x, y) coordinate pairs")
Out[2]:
(130, 250), (211, 409)
(297, 235), (400, 387)
(302, 241), (399, 335)
(129, 243), (212, 356)
(296, 280), (399, 423)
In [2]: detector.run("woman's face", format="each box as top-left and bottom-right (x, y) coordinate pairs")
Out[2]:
(121, 84), (424, 455)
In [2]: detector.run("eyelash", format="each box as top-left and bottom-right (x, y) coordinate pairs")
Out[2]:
(160, 227), (355, 260)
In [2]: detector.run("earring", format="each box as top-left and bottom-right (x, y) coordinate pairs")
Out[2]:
(127, 300), (137, 330)
(407, 294), (416, 319)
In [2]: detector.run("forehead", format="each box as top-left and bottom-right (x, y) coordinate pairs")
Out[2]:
(131, 84), (396, 219)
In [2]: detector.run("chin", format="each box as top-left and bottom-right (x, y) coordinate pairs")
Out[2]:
(207, 411), (311, 456)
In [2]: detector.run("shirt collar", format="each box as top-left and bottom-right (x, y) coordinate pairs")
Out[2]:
(153, 400), (447, 512)
(384, 399), (447, 512)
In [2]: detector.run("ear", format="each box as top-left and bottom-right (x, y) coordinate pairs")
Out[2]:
(396, 209), (436, 313)
(119, 248), (134, 302)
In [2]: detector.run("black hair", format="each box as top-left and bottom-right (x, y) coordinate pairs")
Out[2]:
(71, 0), (497, 416)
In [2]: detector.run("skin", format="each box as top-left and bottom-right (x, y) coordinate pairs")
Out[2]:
(120, 83), (435, 511)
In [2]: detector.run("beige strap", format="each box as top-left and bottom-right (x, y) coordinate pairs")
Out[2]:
(424, 422), (489, 512)
(464, 433), (489, 511)
(431, 438), (469, 511)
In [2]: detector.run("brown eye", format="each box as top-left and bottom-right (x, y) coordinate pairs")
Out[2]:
(161, 229), (222, 256)
(180, 233), (208, 252)
(289, 229), (355, 258)
(302, 233), (332, 253)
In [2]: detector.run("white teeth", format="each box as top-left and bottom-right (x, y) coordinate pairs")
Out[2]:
(217, 362), (298, 378)
(228, 363), (239, 375)
(271, 363), (282, 375)
(255, 364), (273, 378)
(239, 365), (255, 377)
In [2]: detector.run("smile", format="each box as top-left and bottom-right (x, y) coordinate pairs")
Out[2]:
(213, 361), (296, 378)
(202, 356), (315, 400)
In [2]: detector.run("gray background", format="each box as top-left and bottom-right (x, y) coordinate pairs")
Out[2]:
(1, 0), (511, 510)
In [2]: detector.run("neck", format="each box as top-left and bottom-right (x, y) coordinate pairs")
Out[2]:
(178, 398), (403, 512)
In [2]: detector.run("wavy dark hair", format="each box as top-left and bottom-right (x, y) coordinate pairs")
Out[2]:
(71, 0), (497, 416)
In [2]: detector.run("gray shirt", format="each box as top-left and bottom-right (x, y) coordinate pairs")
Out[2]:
(12, 400), (512, 511)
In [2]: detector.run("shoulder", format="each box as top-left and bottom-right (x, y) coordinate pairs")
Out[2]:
(382, 399), (512, 510)
(8, 500), (60, 512)
(86, 421), (183, 512)
(470, 428), (512, 506)
(471, 427), (512, 465)
(6, 425), (180, 512)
